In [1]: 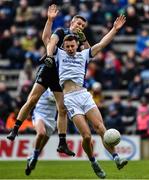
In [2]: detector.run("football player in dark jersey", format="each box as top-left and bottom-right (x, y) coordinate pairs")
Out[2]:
(7, 4), (89, 156)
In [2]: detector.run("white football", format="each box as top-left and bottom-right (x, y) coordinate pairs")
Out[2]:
(103, 129), (121, 146)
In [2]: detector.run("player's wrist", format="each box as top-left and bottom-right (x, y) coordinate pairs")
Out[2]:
(48, 17), (55, 21)
(44, 55), (55, 67)
(112, 27), (119, 33)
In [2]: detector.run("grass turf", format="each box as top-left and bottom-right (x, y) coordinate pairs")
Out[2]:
(0, 160), (148, 179)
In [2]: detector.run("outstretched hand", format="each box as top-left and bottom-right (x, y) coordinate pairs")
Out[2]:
(47, 4), (59, 20)
(113, 15), (126, 31)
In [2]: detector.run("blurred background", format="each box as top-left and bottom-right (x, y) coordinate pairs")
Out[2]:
(0, 0), (149, 159)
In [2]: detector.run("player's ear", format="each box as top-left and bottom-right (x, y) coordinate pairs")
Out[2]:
(62, 42), (65, 48)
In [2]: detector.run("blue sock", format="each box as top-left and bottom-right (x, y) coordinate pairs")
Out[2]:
(89, 157), (96, 163)
(33, 149), (40, 159)
(112, 153), (118, 160)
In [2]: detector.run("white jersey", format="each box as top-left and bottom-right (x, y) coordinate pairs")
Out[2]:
(55, 48), (92, 87)
(32, 89), (57, 136)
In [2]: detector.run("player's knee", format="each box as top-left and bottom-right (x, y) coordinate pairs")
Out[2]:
(82, 133), (91, 143)
(94, 123), (106, 137)
(37, 129), (47, 137)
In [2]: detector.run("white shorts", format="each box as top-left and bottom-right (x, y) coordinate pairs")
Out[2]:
(64, 89), (97, 119)
(32, 111), (56, 137)
(32, 89), (57, 137)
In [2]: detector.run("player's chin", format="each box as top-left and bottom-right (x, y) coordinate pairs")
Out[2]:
(68, 52), (74, 56)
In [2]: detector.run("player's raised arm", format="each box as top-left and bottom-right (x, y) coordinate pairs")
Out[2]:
(42, 4), (59, 47)
(91, 15), (126, 57)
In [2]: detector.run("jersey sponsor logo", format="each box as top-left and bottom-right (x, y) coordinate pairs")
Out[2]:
(62, 59), (81, 65)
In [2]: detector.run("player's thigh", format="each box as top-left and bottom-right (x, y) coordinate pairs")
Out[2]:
(86, 107), (106, 134)
(27, 83), (46, 101)
(53, 91), (65, 110)
(34, 119), (46, 135)
(73, 115), (91, 138)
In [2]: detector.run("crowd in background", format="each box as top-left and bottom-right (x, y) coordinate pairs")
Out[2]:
(0, 0), (149, 138)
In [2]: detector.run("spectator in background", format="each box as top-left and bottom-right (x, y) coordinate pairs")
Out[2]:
(143, 0), (149, 21)
(34, 8), (48, 30)
(17, 59), (35, 94)
(10, 25), (20, 39)
(90, 82), (103, 108)
(90, 82), (106, 118)
(89, 0), (105, 25)
(20, 28), (37, 52)
(138, 0), (149, 23)
(105, 104), (124, 134)
(122, 98), (137, 134)
(125, 6), (140, 35)
(136, 29), (149, 55)
(122, 49), (139, 87)
(85, 61), (97, 89)
(110, 94), (124, 116)
(6, 105), (34, 134)
(136, 96), (149, 138)
(0, 82), (14, 122)
(78, 3), (91, 21)
(123, 49), (137, 66)
(128, 74), (145, 100)
(0, 0), (15, 33)
(103, 12), (114, 30)
(93, 52), (105, 83)
(105, 50), (122, 74)
(0, 30), (12, 58)
(15, 0), (33, 27)
(7, 38), (25, 69)
(101, 54), (120, 89)
(104, 0), (120, 20)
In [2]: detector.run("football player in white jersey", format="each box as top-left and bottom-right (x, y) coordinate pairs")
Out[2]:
(25, 89), (57, 176)
(47, 15), (128, 178)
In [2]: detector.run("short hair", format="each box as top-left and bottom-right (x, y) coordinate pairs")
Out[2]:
(71, 15), (87, 23)
(63, 34), (78, 43)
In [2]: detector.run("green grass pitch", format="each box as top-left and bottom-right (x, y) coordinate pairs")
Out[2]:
(0, 160), (148, 179)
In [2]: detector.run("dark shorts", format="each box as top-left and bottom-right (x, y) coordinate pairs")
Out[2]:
(35, 64), (62, 92)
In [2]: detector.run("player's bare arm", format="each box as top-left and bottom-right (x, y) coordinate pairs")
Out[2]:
(91, 15), (126, 57)
(42, 4), (59, 47)
(46, 34), (59, 56)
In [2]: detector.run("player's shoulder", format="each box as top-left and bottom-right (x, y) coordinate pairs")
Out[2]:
(81, 48), (90, 54)
(80, 48), (93, 58)
(54, 27), (68, 34)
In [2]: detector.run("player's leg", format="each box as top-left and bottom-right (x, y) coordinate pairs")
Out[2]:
(25, 119), (49, 175)
(72, 114), (106, 178)
(7, 83), (46, 141)
(86, 107), (128, 170)
(32, 119), (49, 161)
(53, 91), (75, 156)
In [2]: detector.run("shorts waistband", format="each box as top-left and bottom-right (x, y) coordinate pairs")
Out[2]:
(64, 88), (87, 97)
